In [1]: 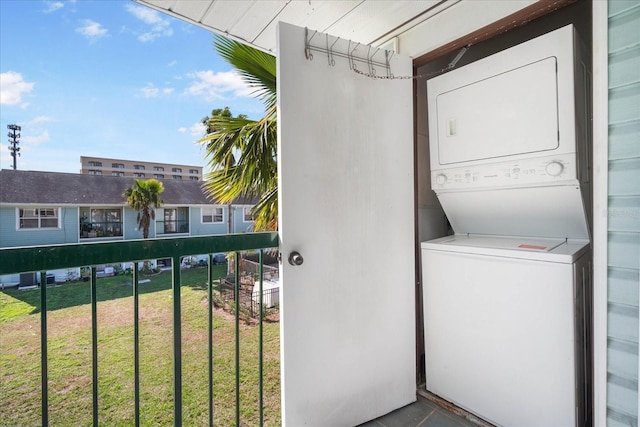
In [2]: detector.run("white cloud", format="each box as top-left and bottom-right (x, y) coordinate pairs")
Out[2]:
(139, 83), (174, 98)
(140, 84), (159, 98)
(43, 1), (64, 13)
(184, 70), (254, 101)
(168, 60), (177, 67)
(28, 115), (55, 125)
(0, 71), (35, 106)
(178, 127), (187, 133)
(76, 19), (108, 42)
(23, 130), (50, 146)
(125, 4), (173, 42)
(189, 121), (206, 137)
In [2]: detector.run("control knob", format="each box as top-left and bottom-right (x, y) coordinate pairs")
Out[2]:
(545, 161), (564, 177)
(435, 174), (447, 185)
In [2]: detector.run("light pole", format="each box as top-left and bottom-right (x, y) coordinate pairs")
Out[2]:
(7, 124), (21, 170)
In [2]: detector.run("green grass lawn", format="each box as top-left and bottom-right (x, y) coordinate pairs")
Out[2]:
(0, 266), (281, 426)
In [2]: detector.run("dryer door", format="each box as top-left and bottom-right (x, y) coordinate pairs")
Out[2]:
(433, 57), (559, 166)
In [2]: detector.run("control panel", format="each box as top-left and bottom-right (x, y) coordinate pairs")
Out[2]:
(431, 153), (578, 191)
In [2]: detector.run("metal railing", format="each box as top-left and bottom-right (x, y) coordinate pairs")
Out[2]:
(0, 232), (279, 426)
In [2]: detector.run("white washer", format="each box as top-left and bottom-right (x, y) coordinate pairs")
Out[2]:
(422, 235), (590, 427)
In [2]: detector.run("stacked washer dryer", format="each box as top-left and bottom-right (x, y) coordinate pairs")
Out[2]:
(422, 25), (592, 427)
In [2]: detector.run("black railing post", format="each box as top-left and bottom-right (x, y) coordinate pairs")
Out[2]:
(91, 267), (99, 427)
(208, 254), (214, 427)
(234, 251), (241, 426)
(40, 270), (49, 426)
(133, 262), (140, 427)
(259, 250), (264, 426)
(172, 256), (183, 426)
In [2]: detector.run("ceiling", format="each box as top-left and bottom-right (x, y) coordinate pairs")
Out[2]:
(133, 0), (455, 53)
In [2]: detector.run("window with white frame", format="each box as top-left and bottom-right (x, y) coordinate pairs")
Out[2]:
(18, 207), (60, 229)
(112, 163), (124, 169)
(88, 161), (102, 167)
(202, 207), (223, 223)
(243, 207), (255, 222)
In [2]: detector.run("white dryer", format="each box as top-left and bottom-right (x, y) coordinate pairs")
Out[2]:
(422, 25), (592, 427)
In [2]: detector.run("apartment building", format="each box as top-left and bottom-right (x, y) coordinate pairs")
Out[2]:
(80, 156), (203, 181)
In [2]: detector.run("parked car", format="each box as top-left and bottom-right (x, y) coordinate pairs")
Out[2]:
(212, 253), (227, 265)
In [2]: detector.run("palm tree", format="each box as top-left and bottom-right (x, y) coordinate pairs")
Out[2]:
(123, 178), (164, 238)
(199, 35), (277, 231)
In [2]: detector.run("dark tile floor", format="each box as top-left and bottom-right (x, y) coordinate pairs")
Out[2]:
(359, 392), (493, 427)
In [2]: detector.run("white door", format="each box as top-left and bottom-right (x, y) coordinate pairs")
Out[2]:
(277, 22), (415, 426)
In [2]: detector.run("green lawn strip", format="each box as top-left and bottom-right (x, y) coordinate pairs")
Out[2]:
(0, 266), (280, 426)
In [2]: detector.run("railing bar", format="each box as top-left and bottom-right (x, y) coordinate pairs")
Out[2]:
(0, 232), (279, 275)
(208, 254), (214, 427)
(234, 251), (241, 426)
(173, 256), (183, 426)
(40, 270), (49, 426)
(91, 267), (99, 427)
(258, 250), (264, 427)
(133, 262), (140, 427)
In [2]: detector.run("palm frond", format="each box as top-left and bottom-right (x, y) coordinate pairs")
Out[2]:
(214, 35), (276, 111)
(200, 37), (278, 231)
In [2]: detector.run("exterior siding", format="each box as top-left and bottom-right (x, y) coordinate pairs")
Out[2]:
(0, 207), (15, 247)
(232, 206), (254, 233)
(123, 207), (145, 240)
(607, 1), (640, 426)
(189, 206), (229, 236)
(0, 207), (78, 248)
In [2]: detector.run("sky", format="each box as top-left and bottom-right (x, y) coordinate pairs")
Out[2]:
(0, 0), (266, 174)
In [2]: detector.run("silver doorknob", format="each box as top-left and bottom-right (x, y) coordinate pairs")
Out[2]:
(288, 251), (304, 266)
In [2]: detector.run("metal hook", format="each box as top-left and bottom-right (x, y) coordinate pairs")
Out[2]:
(367, 46), (381, 76)
(349, 41), (360, 71)
(328, 36), (339, 67)
(385, 50), (392, 78)
(304, 27), (318, 60)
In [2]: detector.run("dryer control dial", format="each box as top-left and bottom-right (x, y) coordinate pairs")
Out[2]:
(545, 161), (564, 177)
(435, 174), (447, 185)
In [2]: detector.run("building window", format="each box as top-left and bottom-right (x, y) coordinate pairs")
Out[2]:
(18, 208), (60, 229)
(154, 174), (164, 179)
(202, 207), (223, 223)
(112, 163), (124, 169)
(112, 171), (124, 177)
(172, 175), (182, 180)
(134, 164), (145, 170)
(80, 207), (123, 238)
(154, 166), (164, 171)
(189, 169), (198, 174)
(88, 161), (102, 167)
(88, 170), (102, 175)
(189, 176), (198, 181)
(172, 167), (182, 173)
(243, 207), (255, 222)
(159, 207), (189, 234)
(134, 173), (145, 178)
